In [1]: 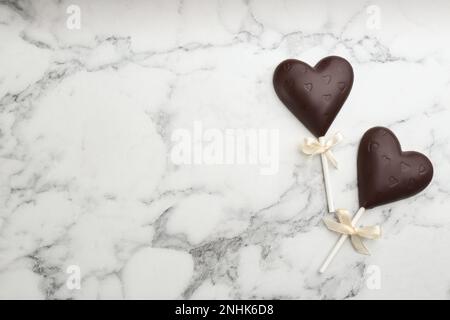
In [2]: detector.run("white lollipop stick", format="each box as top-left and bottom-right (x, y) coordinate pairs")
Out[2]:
(302, 133), (342, 213)
(319, 207), (366, 273)
(319, 137), (334, 213)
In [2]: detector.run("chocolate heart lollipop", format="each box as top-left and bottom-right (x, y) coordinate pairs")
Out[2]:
(320, 126), (433, 273)
(273, 56), (354, 137)
(358, 127), (433, 209)
(273, 56), (354, 213)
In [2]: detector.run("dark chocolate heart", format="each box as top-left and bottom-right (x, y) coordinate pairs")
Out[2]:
(357, 127), (433, 209)
(273, 56), (354, 137)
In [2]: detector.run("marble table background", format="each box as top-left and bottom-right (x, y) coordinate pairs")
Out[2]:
(0, 0), (449, 300)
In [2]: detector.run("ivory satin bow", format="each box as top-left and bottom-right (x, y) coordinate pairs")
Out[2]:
(301, 132), (343, 168)
(323, 209), (381, 255)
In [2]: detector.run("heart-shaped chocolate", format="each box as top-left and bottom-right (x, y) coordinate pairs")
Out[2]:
(273, 56), (354, 137)
(357, 127), (433, 209)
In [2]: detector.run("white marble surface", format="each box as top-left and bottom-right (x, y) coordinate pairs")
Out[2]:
(0, 0), (449, 300)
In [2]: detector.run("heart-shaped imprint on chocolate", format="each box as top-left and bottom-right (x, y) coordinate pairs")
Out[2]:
(273, 56), (354, 137)
(357, 127), (433, 209)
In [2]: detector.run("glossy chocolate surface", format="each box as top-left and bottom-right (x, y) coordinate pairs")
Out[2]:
(273, 56), (354, 137)
(357, 127), (433, 209)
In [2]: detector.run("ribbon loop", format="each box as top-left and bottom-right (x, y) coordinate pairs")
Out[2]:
(323, 209), (381, 255)
(301, 132), (343, 168)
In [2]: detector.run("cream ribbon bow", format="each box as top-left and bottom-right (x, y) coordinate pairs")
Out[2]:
(323, 209), (381, 255)
(301, 132), (343, 168)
